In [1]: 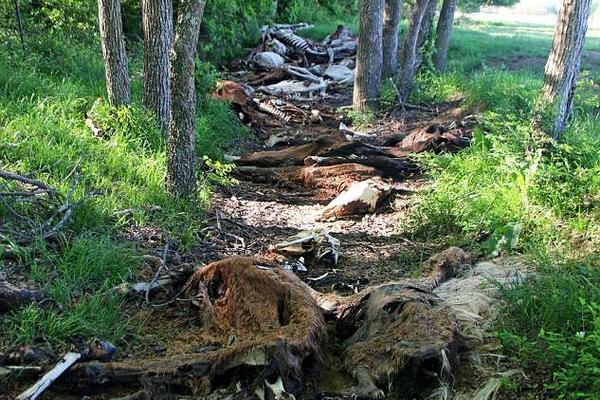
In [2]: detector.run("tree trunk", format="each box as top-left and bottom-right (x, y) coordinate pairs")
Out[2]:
(166, 0), (207, 197)
(397, 0), (430, 100)
(415, 0), (438, 71)
(353, 0), (385, 112)
(433, 0), (457, 72)
(541, 0), (592, 138)
(97, 0), (130, 106)
(142, 0), (173, 135)
(382, 0), (403, 79)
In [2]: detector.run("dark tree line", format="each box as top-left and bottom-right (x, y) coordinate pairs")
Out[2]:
(353, 0), (592, 138)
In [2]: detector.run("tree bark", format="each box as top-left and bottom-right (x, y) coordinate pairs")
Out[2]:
(433, 0), (457, 72)
(142, 0), (173, 135)
(541, 0), (592, 138)
(166, 0), (207, 197)
(353, 0), (385, 112)
(97, 0), (131, 106)
(397, 0), (430, 100)
(415, 0), (438, 71)
(382, 0), (403, 79)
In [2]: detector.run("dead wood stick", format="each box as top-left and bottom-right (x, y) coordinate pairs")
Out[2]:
(145, 237), (170, 304)
(16, 352), (81, 400)
(0, 170), (54, 193)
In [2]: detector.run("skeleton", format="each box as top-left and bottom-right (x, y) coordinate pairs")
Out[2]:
(285, 65), (322, 84)
(272, 29), (328, 62)
(265, 38), (288, 56)
(259, 79), (327, 98)
(318, 178), (392, 220)
(324, 64), (354, 85)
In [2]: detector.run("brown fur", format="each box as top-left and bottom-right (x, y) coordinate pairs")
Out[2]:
(236, 163), (382, 201)
(69, 257), (327, 398)
(236, 133), (350, 167)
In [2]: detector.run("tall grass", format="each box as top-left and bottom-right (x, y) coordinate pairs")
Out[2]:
(407, 20), (600, 398)
(0, 36), (246, 348)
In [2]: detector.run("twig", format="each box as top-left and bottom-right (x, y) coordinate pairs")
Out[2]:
(0, 169), (54, 193)
(145, 237), (170, 304)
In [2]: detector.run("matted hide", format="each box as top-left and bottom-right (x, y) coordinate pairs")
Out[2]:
(68, 257), (327, 399)
(316, 248), (469, 399)
(395, 122), (473, 154)
(235, 163), (383, 201)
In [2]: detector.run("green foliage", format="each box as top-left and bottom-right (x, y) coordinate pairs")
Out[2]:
(5, 234), (137, 346)
(87, 99), (165, 154)
(498, 259), (600, 399)
(346, 108), (375, 129)
(406, 21), (600, 400)
(458, 0), (520, 13)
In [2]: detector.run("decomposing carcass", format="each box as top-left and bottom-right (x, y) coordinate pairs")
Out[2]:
(67, 257), (328, 399)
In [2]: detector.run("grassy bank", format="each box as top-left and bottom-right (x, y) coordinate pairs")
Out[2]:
(0, 36), (247, 348)
(408, 20), (600, 399)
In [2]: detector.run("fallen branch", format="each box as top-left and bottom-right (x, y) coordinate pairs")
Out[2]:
(0, 169), (55, 194)
(16, 352), (81, 400)
(145, 238), (170, 305)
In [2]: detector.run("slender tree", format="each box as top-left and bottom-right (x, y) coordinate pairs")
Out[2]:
(382, 0), (403, 79)
(415, 0), (438, 71)
(97, 0), (130, 106)
(353, 0), (385, 111)
(541, 0), (592, 138)
(433, 0), (457, 71)
(397, 0), (431, 100)
(142, 0), (173, 135)
(166, 0), (207, 197)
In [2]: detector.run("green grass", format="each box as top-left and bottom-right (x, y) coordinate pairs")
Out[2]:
(405, 20), (600, 399)
(0, 36), (246, 349)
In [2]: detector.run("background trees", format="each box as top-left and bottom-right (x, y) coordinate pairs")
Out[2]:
(397, 0), (431, 99)
(142, 0), (173, 135)
(97, 0), (130, 106)
(382, 0), (403, 79)
(353, 0), (385, 111)
(166, 0), (207, 197)
(433, 0), (458, 71)
(540, 0), (593, 138)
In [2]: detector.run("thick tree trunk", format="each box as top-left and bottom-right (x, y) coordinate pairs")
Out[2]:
(97, 0), (130, 106)
(166, 0), (207, 197)
(382, 0), (403, 79)
(541, 0), (592, 138)
(142, 0), (173, 135)
(353, 0), (385, 111)
(433, 0), (457, 72)
(415, 0), (438, 71)
(397, 0), (430, 100)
